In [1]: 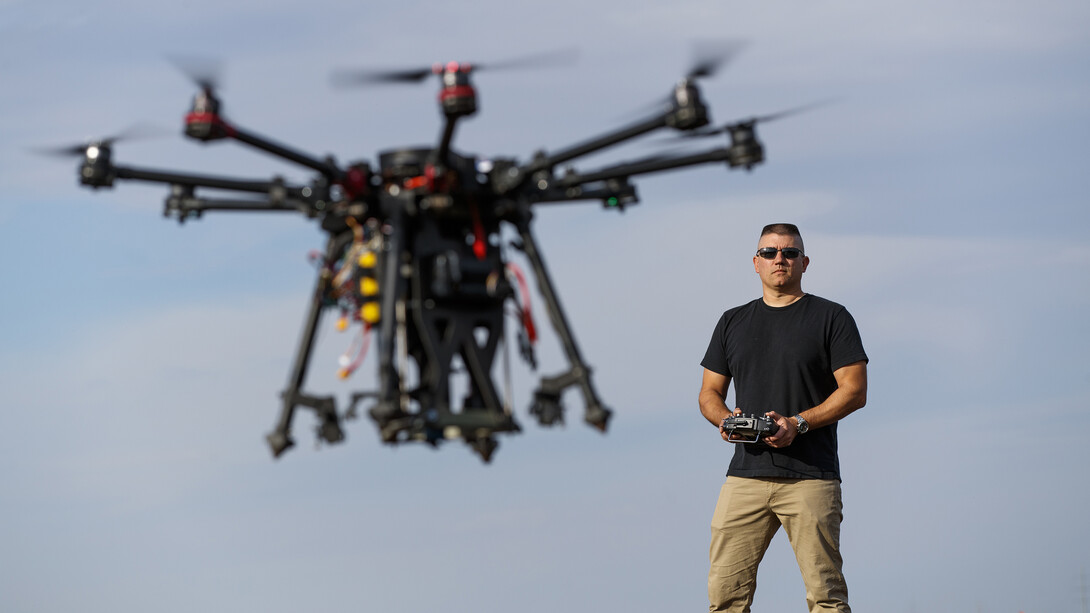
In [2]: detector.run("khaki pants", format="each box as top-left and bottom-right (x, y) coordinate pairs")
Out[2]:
(708, 476), (850, 612)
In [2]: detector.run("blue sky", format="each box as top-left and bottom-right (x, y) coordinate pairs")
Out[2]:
(2, 1), (1089, 612)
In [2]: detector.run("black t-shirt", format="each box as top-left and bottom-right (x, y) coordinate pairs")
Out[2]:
(701, 294), (868, 480)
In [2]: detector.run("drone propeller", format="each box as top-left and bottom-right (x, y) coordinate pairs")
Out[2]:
(168, 54), (223, 94)
(684, 39), (746, 81)
(668, 100), (834, 140)
(330, 48), (578, 87)
(331, 63), (436, 85)
(614, 41), (746, 122)
(31, 124), (167, 158)
(470, 48), (578, 73)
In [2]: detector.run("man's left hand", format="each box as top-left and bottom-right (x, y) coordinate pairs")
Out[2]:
(762, 411), (798, 448)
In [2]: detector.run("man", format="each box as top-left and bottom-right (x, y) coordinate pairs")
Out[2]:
(699, 223), (868, 613)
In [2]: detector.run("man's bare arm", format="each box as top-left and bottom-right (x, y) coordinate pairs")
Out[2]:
(763, 361), (868, 448)
(699, 368), (737, 442)
(800, 360), (868, 429)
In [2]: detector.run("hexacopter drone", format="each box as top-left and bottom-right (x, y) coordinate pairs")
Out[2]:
(51, 48), (805, 462)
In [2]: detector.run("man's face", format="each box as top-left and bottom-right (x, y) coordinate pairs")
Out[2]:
(753, 233), (810, 292)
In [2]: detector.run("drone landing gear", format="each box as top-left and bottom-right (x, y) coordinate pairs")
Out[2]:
(514, 215), (613, 433)
(530, 368), (611, 432)
(267, 391), (344, 457)
(268, 232), (353, 457)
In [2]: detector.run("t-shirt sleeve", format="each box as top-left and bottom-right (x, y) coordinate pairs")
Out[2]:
(829, 307), (869, 371)
(700, 313), (731, 377)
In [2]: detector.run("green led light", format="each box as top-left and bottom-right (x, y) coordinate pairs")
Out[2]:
(606, 197), (619, 207)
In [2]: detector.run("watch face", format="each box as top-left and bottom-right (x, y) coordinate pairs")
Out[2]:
(796, 417), (808, 433)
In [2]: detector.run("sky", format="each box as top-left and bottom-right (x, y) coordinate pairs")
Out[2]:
(2, 1), (1089, 612)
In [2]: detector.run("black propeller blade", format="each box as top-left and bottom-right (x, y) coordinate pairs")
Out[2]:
(31, 124), (166, 158)
(332, 66), (434, 86)
(168, 55), (223, 93)
(615, 40), (746, 121)
(331, 48), (578, 88)
(467, 48), (578, 73)
(685, 40), (746, 81)
(672, 100), (835, 140)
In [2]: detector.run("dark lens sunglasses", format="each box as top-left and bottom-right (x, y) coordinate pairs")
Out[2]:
(756, 247), (804, 260)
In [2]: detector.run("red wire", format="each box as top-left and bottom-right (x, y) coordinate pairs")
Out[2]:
(341, 323), (373, 377)
(506, 263), (537, 343)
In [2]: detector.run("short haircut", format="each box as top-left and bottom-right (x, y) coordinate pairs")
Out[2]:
(760, 223), (801, 238)
(759, 223), (804, 252)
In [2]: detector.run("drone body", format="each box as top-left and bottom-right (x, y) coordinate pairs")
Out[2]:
(63, 52), (784, 462)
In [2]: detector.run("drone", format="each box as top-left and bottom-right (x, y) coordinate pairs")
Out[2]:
(50, 49), (805, 462)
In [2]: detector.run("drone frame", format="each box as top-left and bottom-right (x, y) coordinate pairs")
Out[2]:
(71, 63), (768, 462)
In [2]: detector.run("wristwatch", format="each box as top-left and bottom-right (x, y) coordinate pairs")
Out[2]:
(794, 414), (810, 434)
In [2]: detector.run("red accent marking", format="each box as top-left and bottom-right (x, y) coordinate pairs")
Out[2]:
(184, 112), (237, 137)
(468, 200), (487, 260)
(522, 309), (537, 343)
(341, 323), (373, 378)
(423, 163), (456, 193)
(424, 164), (438, 191)
(439, 85), (476, 101)
(404, 176), (427, 190)
(473, 233), (486, 260)
(340, 167), (369, 200)
(506, 263), (537, 343)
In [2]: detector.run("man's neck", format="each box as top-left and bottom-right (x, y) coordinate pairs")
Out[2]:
(762, 289), (806, 307)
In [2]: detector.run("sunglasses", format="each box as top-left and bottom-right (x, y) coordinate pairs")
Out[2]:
(756, 247), (804, 260)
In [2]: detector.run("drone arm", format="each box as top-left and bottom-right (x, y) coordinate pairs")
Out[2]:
(522, 78), (712, 176)
(227, 125), (344, 180)
(162, 191), (320, 223)
(517, 147), (739, 208)
(437, 117), (459, 167)
(558, 146), (734, 186)
(111, 164), (309, 196)
(526, 114), (668, 174)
